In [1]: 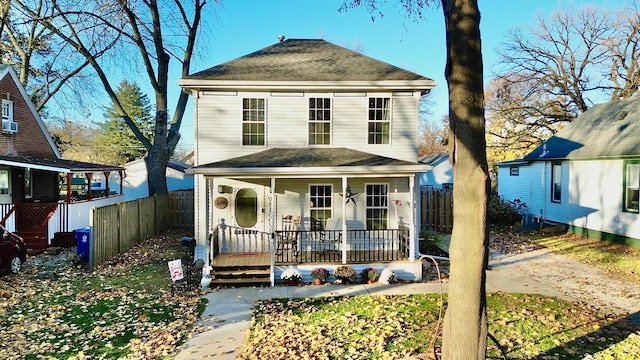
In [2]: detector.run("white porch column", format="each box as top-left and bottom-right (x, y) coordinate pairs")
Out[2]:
(270, 177), (276, 233)
(409, 175), (416, 261)
(194, 174), (206, 252)
(341, 176), (348, 264)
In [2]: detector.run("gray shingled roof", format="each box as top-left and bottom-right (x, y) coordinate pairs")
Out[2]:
(184, 39), (434, 83)
(522, 96), (640, 161)
(193, 148), (419, 170)
(0, 155), (123, 173)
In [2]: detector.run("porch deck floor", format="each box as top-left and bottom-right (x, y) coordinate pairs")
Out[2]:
(212, 250), (406, 266)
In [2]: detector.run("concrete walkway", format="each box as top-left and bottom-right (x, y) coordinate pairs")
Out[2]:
(174, 252), (574, 360)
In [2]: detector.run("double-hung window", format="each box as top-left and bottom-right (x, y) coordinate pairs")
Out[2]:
(242, 98), (265, 146)
(624, 161), (640, 212)
(310, 185), (332, 230)
(551, 163), (562, 203)
(366, 183), (388, 230)
(368, 97), (390, 144)
(308, 98), (331, 145)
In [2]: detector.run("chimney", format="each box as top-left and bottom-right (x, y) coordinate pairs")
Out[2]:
(278, 35), (285, 43)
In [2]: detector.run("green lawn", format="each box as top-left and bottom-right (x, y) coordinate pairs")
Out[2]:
(240, 293), (639, 359)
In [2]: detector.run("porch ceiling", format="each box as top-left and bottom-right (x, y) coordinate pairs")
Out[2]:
(188, 148), (430, 177)
(0, 155), (124, 173)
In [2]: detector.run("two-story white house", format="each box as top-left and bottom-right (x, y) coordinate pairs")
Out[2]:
(179, 38), (436, 285)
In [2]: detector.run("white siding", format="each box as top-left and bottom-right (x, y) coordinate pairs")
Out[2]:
(499, 159), (640, 241)
(194, 91), (421, 164)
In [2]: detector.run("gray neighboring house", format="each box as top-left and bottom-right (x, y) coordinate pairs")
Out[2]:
(496, 96), (640, 248)
(178, 38), (438, 283)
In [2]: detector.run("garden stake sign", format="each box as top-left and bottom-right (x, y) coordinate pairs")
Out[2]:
(168, 259), (184, 282)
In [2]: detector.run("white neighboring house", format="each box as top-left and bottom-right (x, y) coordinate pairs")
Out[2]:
(122, 158), (194, 201)
(178, 38), (437, 283)
(496, 96), (640, 248)
(418, 153), (452, 190)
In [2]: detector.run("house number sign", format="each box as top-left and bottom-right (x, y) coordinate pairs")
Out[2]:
(214, 197), (228, 209)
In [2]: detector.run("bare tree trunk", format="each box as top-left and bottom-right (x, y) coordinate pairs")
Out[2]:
(440, 0), (490, 359)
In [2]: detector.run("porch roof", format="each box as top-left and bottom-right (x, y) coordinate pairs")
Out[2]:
(0, 155), (124, 173)
(188, 148), (430, 177)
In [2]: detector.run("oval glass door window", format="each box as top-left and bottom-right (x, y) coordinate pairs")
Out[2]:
(235, 188), (258, 228)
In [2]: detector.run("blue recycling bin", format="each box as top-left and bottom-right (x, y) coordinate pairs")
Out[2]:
(75, 227), (91, 263)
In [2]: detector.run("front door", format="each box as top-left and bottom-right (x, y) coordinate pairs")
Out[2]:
(233, 186), (264, 231)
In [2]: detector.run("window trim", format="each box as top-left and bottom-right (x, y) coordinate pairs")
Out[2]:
(241, 98), (266, 146)
(623, 160), (640, 213)
(550, 162), (562, 203)
(365, 183), (389, 230)
(308, 97), (332, 145)
(2, 100), (13, 122)
(510, 166), (519, 176)
(367, 97), (391, 145)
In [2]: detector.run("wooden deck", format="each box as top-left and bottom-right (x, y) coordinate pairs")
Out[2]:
(212, 252), (271, 267)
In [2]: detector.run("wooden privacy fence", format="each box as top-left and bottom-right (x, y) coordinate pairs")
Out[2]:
(90, 190), (194, 269)
(420, 187), (453, 234)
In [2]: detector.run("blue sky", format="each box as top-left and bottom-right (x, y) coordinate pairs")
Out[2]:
(81, 0), (626, 154)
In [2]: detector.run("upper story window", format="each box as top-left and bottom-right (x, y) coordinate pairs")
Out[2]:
(624, 161), (640, 213)
(242, 98), (265, 146)
(368, 97), (391, 144)
(2, 100), (12, 122)
(308, 98), (331, 145)
(551, 163), (562, 203)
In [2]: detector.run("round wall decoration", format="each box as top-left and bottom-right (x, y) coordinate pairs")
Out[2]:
(214, 196), (228, 209)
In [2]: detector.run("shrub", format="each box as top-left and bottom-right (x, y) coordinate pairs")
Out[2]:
(487, 194), (525, 225)
(333, 266), (357, 283)
(310, 267), (330, 281)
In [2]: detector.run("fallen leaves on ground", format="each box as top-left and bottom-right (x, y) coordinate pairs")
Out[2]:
(0, 230), (205, 360)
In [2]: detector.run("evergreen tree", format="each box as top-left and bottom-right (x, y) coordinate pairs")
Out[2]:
(97, 80), (154, 165)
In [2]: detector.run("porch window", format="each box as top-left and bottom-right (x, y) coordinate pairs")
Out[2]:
(366, 183), (388, 230)
(0, 169), (8, 195)
(242, 98), (265, 146)
(624, 161), (640, 212)
(308, 98), (331, 145)
(551, 163), (561, 203)
(368, 97), (390, 144)
(235, 188), (258, 228)
(24, 168), (32, 199)
(309, 185), (332, 229)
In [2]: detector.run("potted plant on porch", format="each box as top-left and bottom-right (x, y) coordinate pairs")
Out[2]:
(333, 265), (357, 284)
(360, 267), (379, 284)
(310, 267), (330, 285)
(280, 267), (302, 285)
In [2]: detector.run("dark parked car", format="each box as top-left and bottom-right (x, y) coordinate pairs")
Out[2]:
(0, 225), (27, 274)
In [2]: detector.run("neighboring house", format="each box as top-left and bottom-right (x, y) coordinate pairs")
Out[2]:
(178, 38), (437, 284)
(418, 153), (452, 190)
(121, 158), (194, 201)
(496, 96), (640, 248)
(0, 65), (124, 253)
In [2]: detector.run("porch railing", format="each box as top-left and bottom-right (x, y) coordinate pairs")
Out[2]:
(214, 223), (411, 265)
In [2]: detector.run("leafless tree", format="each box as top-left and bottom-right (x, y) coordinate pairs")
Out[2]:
(17, 0), (209, 195)
(488, 1), (640, 157)
(1, 0), (93, 112)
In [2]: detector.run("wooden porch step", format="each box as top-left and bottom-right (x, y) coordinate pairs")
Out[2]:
(209, 277), (271, 287)
(213, 268), (270, 277)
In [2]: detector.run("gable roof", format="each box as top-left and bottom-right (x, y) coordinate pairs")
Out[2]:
(520, 96), (640, 162)
(179, 39), (436, 91)
(0, 65), (61, 159)
(189, 148), (429, 176)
